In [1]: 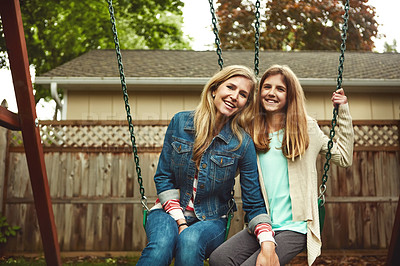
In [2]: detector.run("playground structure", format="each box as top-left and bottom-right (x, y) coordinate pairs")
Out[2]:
(0, 0), (61, 265)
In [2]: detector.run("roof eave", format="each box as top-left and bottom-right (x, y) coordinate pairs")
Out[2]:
(35, 77), (400, 92)
(35, 77), (209, 86)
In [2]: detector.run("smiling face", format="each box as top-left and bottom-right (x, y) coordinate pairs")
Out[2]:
(212, 75), (252, 120)
(260, 73), (288, 114)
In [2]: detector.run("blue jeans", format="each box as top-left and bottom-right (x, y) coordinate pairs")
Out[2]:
(137, 209), (227, 266)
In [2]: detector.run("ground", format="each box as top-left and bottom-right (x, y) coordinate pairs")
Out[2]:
(0, 250), (388, 265)
(290, 253), (387, 265)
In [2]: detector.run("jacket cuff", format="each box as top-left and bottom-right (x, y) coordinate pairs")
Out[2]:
(338, 103), (350, 116)
(158, 189), (180, 205)
(248, 213), (271, 233)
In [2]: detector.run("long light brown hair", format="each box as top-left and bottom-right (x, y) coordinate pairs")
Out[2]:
(253, 65), (309, 160)
(193, 65), (257, 166)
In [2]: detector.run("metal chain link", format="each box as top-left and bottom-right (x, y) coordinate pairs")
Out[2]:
(254, 0), (261, 76)
(208, 0), (224, 70)
(319, 0), (350, 205)
(336, 0), (350, 92)
(107, 0), (148, 211)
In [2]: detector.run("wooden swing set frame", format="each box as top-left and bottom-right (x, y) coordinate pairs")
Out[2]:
(0, 0), (61, 265)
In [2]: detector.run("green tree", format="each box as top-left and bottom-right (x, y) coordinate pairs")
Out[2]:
(0, 0), (189, 104)
(216, 0), (378, 51)
(383, 39), (398, 53)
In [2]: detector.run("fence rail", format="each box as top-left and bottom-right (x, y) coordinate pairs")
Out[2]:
(1, 120), (399, 252)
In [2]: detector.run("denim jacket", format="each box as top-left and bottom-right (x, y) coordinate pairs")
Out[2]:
(154, 111), (270, 232)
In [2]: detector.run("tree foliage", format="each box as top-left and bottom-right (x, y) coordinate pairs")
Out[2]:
(0, 0), (189, 103)
(216, 0), (378, 51)
(384, 39), (398, 53)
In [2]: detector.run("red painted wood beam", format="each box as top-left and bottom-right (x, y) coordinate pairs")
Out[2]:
(0, 0), (61, 265)
(0, 106), (20, 130)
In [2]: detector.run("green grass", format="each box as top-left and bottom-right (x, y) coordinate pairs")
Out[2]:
(0, 256), (141, 265)
(0, 255), (211, 265)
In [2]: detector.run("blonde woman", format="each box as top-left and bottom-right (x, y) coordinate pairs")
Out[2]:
(137, 65), (271, 266)
(210, 65), (354, 266)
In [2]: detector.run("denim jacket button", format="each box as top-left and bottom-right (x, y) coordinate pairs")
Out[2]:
(202, 163), (207, 169)
(202, 215), (206, 220)
(199, 184), (205, 189)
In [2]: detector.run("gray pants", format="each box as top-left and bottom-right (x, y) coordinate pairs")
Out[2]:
(209, 229), (306, 266)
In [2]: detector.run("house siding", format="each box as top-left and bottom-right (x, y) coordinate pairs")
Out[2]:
(66, 89), (202, 120)
(66, 87), (400, 121)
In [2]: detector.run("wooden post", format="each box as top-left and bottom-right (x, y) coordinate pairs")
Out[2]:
(0, 0), (61, 265)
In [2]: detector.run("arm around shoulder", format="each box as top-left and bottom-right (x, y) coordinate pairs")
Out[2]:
(238, 136), (271, 233)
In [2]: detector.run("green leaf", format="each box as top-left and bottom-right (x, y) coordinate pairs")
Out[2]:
(0, 214), (20, 243)
(0, 0), (189, 105)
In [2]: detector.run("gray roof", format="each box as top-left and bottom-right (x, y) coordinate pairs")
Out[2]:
(39, 49), (400, 80)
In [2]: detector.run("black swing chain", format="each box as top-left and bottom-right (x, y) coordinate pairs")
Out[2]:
(107, 0), (148, 211)
(208, 0), (224, 70)
(209, 0), (261, 75)
(319, 0), (350, 204)
(254, 0), (261, 76)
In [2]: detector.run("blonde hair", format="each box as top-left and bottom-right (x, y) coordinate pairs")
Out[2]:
(253, 65), (309, 160)
(193, 65), (257, 166)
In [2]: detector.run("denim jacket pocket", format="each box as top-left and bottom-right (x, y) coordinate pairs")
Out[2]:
(210, 152), (236, 182)
(171, 138), (192, 182)
(172, 139), (191, 154)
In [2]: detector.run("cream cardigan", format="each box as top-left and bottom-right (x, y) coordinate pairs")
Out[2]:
(257, 103), (354, 265)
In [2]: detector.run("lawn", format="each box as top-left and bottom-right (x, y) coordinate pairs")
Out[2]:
(0, 255), (140, 265)
(0, 251), (387, 265)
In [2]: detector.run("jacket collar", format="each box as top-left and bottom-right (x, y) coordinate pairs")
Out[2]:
(184, 111), (196, 132)
(184, 112), (234, 144)
(217, 121), (234, 144)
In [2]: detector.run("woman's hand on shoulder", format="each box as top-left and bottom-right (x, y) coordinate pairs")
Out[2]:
(331, 88), (348, 107)
(256, 241), (280, 266)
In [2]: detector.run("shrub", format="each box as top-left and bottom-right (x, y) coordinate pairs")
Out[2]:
(0, 214), (20, 243)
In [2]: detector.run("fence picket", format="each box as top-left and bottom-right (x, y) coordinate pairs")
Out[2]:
(0, 120), (398, 252)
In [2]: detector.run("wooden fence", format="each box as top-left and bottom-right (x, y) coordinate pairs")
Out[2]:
(1, 120), (399, 253)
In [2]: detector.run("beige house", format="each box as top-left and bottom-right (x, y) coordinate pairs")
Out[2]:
(35, 50), (400, 121)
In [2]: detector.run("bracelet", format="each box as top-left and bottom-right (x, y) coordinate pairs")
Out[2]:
(178, 223), (188, 228)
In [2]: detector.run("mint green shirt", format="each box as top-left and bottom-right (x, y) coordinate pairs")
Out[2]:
(258, 129), (307, 234)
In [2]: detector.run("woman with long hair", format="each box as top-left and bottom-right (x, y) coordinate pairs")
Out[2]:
(210, 65), (354, 266)
(137, 65), (271, 266)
